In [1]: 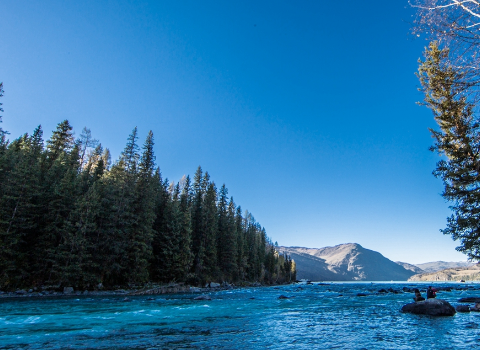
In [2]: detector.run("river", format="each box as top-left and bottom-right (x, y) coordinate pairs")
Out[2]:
(1, 282), (479, 349)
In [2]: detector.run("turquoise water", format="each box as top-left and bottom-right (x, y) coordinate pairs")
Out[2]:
(1, 282), (480, 349)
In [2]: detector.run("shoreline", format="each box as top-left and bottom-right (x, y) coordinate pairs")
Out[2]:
(0, 281), (286, 299)
(2, 280), (480, 300)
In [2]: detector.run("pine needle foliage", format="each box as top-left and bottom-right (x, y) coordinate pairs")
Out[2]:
(0, 119), (295, 289)
(419, 42), (480, 260)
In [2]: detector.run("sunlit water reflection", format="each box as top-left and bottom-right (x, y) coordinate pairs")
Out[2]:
(1, 282), (480, 349)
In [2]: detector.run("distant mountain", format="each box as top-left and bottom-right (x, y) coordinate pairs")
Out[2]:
(408, 263), (480, 281)
(278, 243), (416, 281)
(395, 262), (424, 274)
(413, 261), (475, 273)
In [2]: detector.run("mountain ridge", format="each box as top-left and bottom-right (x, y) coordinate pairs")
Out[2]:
(278, 243), (416, 281)
(279, 243), (473, 281)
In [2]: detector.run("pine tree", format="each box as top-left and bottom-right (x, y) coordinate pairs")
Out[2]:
(0, 82), (6, 141)
(418, 42), (480, 260)
(127, 130), (156, 283)
(178, 175), (193, 280)
(191, 166), (206, 278)
(0, 129), (44, 288)
(235, 206), (246, 281)
(45, 120), (75, 167)
(203, 181), (218, 280)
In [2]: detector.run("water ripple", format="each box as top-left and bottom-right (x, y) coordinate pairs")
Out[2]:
(1, 283), (480, 349)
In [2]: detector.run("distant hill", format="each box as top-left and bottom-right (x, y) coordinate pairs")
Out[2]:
(395, 261), (424, 274)
(408, 263), (480, 281)
(278, 243), (416, 281)
(414, 261), (475, 273)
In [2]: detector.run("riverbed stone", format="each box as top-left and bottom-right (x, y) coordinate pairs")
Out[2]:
(63, 287), (74, 294)
(456, 304), (470, 313)
(401, 299), (456, 316)
(194, 295), (211, 300)
(458, 297), (480, 303)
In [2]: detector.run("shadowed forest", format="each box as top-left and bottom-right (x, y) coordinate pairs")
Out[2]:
(0, 110), (296, 290)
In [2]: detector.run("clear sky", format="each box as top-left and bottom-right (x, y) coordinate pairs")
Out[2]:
(0, 1), (468, 264)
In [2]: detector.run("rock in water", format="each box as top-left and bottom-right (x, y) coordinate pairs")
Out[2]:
(458, 297), (480, 303)
(63, 287), (74, 294)
(401, 299), (456, 316)
(194, 295), (211, 300)
(456, 304), (470, 313)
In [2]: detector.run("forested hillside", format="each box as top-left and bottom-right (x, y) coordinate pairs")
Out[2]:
(0, 115), (295, 290)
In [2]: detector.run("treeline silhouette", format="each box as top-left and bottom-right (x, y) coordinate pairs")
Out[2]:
(0, 119), (296, 290)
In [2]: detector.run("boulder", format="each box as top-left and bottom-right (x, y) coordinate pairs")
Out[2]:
(401, 299), (456, 316)
(63, 287), (74, 294)
(456, 304), (470, 313)
(194, 295), (211, 300)
(206, 282), (220, 288)
(15, 290), (27, 295)
(458, 297), (480, 303)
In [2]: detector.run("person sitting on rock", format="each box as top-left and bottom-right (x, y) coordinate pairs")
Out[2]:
(413, 288), (425, 302)
(426, 286), (436, 299)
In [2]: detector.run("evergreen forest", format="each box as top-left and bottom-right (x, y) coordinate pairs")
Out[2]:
(0, 103), (296, 290)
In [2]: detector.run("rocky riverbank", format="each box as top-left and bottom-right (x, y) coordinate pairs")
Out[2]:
(0, 281), (269, 299)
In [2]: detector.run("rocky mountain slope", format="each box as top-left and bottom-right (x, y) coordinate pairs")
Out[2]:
(408, 263), (480, 281)
(414, 261), (475, 273)
(278, 243), (416, 281)
(394, 261), (424, 274)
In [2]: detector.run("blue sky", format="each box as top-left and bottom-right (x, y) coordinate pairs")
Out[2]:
(0, 1), (467, 264)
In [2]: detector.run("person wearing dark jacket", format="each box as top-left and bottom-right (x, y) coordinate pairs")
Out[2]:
(413, 288), (425, 302)
(426, 286), (436, 299)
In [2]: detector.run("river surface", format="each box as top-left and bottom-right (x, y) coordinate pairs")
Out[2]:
(1, 282), (480, 349)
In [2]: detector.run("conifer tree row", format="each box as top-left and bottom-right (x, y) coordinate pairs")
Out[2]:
(0, 119), (296, 289)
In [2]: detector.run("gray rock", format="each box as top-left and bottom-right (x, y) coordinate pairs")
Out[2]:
(401, 299), (456, 316)
(278, 295), (290, 299)
(194, 295), (211, 300)
(63, 287), (74, 294)
(97, 283), (104, 290)
(456, 304), (470, 313)
(28, 289), (33, 293)
(15, 290), (27, 295)
(209, 282), (220, 288)
(190, 287), (201, 292)
(83, 290), (89, 295)
(458, 297), (480, 303)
